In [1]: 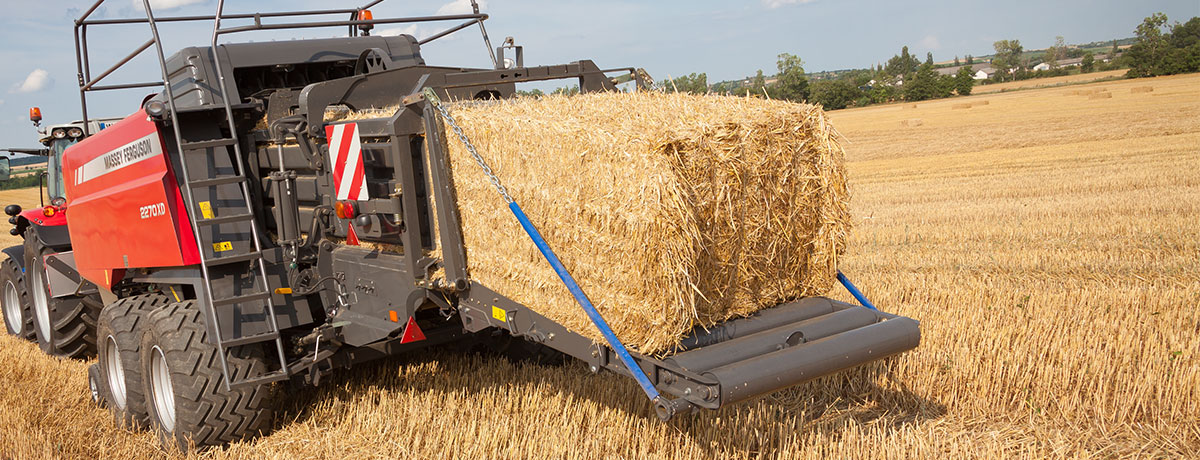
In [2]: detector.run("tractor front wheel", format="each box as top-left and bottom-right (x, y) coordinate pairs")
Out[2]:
(0, 255), (32, 340)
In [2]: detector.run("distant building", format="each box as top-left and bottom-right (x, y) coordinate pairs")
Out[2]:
(1034, 57), (1084, 71)
(974, 67), (999, 80)
(933, 63), (998, 80)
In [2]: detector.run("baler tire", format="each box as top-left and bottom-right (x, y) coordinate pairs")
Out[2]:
(140, 300), (278, 450)
(28, 247), (98, 359)
(88, 363), (109, 408)
(97, 293), (172, 430)
(0, 255), (33, 340)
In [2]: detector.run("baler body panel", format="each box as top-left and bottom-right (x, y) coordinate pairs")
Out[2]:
(62, 111), (199, 283)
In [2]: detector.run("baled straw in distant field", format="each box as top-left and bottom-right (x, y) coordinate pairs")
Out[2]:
(437, 93), (851, 353)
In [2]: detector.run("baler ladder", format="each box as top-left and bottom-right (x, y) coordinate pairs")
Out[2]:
(140, 0), (290, 390)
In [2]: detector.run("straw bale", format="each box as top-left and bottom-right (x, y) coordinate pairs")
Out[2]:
(972, 100), (990, 106)
(900, 118), (924, 127)
(1131, 86), (1154, 94)
(437, 92), (851, 354)
(1088, 92), (1112, 100)
(952, 103), (972, 110)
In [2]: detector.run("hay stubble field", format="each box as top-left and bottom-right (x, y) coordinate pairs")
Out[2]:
(0, 73), (1197, 459)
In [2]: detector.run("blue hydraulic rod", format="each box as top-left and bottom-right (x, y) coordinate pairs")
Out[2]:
(508, 202), (662, 402)
(836, 270), (878, 311)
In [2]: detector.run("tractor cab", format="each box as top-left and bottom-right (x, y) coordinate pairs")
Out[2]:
(31, 109), (120, 200)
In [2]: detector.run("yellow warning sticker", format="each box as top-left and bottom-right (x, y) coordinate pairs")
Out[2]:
(492, 306), (507, 322)
(212, 241), (233, 252)
(199, 201), (214, 219)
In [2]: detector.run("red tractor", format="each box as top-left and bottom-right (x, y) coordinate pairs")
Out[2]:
(0, 109), (119, 358)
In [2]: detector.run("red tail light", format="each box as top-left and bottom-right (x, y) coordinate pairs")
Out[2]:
(334, 201), (357, 219)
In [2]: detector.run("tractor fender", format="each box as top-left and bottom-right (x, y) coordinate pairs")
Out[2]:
(1, 245), (24, 270)
(22, 219), (72, 252)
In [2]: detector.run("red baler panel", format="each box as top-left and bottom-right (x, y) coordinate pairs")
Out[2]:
(63, 111), (199, 276)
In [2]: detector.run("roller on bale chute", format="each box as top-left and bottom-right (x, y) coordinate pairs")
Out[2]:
(15, 0), (921, 449)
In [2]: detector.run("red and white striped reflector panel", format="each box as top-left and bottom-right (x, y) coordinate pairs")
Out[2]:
(325, 123), (370, 201)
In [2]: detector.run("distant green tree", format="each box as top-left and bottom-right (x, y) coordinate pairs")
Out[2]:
(808, 79), (863, 110)
(773, 53), (809, 101)
(749, 69), (767, 96)
(926, 52), (934, 65)
(992, 39), (1025, 81)
(954, 56), (960, 66)
(966, 54), (974, 65)
(515, 88), (545, 97)
(551, 85), (580, 96)
(1110, 39), (1120, 60)
(936, 74), (956, 98)
(884, 46), (920, 76)
(1162, 17), (1200, 75)
(1127, 13), (1170, 77)
(1080, 52), (1095, 73)
(954, 66), (976, 95)
(659, 73), (709, 94)
(1043, 36), (1066, 68)
(904, 62), (939, 101)
(869, 81), (899, 103)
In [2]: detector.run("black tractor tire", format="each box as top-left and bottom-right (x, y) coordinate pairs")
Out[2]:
(0, 255), (34, 340)
(88, 363), (109, 408)
(28, 246), (100, 359)
(140, 300), (279, 450)
(97, 293), (172, 429)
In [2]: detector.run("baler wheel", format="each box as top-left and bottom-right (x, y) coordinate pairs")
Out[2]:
(28, 247), (98, 359)
(87, 363), (109, 408)
(0, 256), (33, 340)
(140, 300), (279, 450)
(97, 293), (172, 429)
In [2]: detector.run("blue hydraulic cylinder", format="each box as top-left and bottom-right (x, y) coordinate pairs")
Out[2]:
(507, 202), (662, 401)
(836, 270), (878, 311)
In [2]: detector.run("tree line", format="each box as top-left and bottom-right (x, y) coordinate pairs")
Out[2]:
(528, 13), (1198, 110)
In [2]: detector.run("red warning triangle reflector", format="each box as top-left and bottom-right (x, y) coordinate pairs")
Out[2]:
(400, 316), (426, 344)
(346, 224), (361, 246)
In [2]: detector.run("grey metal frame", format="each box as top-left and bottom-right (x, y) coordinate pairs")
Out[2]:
(72, 0), (494, 134)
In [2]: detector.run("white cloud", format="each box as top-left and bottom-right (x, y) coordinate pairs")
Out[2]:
(379, 25), (420, 38)
(436, 0), (487, 15)
(13, 69), (52, 94)
(763, 0), (815, 8)
(920, 34), (941, 50)
(133, 0), (206, 11)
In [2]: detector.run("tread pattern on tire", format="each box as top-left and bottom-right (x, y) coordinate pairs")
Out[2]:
(141, 300), (278, 450)
(0, 255), (33, 340)
(28, 241), (100, 359)
(98, 292), (172, 429)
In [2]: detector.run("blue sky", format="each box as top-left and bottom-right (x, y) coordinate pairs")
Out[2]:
(0, 0), (1196, 147)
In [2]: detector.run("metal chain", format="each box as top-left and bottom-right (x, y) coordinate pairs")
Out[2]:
(424, 89), (514, 204)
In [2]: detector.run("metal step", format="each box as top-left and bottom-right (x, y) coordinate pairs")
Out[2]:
(181, 138), (237, 150)
(222, 331), (280, 347)
(189, 175), (247, 188)
(211, 291), (271, 307)
(204, 250), (262, 267)
(229, 370), (289, 389)
(197, 213), (254, 226)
